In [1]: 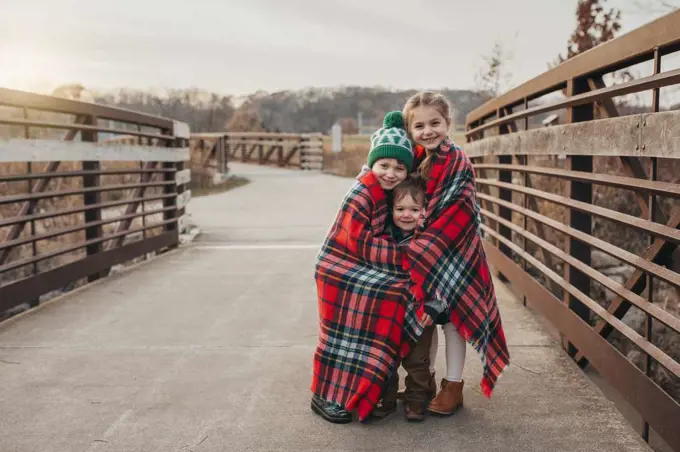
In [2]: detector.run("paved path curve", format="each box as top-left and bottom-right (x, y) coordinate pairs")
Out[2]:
(0, 163), (649, 451)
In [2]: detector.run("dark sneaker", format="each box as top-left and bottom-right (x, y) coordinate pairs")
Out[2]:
(311, 395), (352, 424)
(371, 400), (397, 419)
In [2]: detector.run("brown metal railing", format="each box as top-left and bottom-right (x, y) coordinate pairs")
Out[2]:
(190, 132), (324, 174)
(0, 88), (190, 316)
(465, 11), (680, 451)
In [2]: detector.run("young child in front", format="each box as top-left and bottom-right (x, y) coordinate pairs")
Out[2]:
(383, 175), (467, 419)
(372, 175), (438, 422)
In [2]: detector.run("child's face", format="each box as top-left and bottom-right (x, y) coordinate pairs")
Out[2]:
(371, 158), (408, 190)
(393, 193), (424, 232)
(409, 106), (450, 150)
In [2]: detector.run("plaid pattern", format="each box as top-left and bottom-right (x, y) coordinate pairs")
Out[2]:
(406, 139), (510, 397)
(311, 170), (423, 420)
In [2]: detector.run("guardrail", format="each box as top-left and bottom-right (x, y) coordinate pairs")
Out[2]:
(465, 11), (680, 451)
(0, 88), (190, 316)
(190, 132), (324, 172)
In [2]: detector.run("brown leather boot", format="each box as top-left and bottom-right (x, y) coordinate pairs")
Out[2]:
(404, 402), (426, 422)
(427, 379), (464, 416)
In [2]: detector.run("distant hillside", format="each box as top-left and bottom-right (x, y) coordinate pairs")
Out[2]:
(91, 85), (487, 134)
(239, 87), (487, 133)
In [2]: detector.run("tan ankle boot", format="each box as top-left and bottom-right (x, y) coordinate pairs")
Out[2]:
(427, 379), (464, 416)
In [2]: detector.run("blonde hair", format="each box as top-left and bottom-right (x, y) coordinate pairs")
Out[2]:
(402, 91), (452, 179)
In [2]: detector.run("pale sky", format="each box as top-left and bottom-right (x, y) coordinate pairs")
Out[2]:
(0, 0), (671, 96)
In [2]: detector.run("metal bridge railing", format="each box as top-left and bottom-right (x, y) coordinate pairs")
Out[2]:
(189, 132), (324, 174)
(465, 10), (680, 451)
(0, 88), (190, 316)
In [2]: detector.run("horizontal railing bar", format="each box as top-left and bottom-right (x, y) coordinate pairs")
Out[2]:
(477, 192), (680, 289)
(474, 164), (680, 198)
(226, 140), (295, 146)
(0, 182), (174, 205)
(0, 219), (177, 275)
(0, 206), (174, 252)
(481, 206), (680, 336)
(0, 87), (174, 130)
(225, 132), (322, 139)
(477, 178), (680, 245)
(0, 194), (175, 229)
(466, 68), (680, 137)
(481, 224), (680, 377)
(0, 168), (175, 183)
(0, 118), (174, 141)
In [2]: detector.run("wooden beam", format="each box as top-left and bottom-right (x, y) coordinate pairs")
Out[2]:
(588, 76), (668, 225)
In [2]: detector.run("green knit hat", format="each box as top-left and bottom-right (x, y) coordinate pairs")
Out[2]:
(368, 111), (414, 170)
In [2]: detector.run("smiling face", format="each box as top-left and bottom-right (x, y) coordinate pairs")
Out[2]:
(393, 192), (424, 232)
(371, 158), (408, 190)
(408, 105), (451, 151)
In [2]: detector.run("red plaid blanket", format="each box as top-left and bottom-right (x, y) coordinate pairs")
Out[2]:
(311, 170), (422, 420)
(406, 139), (510, 397)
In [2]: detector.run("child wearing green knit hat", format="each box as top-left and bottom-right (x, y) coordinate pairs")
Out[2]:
(362, 112), (438, 422)
(310, 110), (425, 425)
(366, 111), (414, 191)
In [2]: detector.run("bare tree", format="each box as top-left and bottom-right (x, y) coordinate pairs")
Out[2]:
(475, 40), (514, 99)
(226, 105), (265, 133)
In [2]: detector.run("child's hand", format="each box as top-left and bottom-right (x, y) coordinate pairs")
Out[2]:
(422, 313), (433, 327)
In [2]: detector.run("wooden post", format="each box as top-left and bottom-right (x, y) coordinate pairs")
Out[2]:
(81, 115), (104, 282)
(497, 108), (513, 281)
(564, 77), (593, 360)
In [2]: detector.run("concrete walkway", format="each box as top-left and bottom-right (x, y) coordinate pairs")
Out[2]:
(0, 163), (649, 452)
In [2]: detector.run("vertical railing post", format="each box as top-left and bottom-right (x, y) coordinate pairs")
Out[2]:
(24, 107), (40, 307)
(642, 46), (662, 442)
(299, 135), (309, 170)
(497, 108), (513, 281)
(564, 77), (593, 359)
(81, 115), (104, 282)
(258, 140), (265, 165)
(521, 97), (530, 305)
(219, 135), (227, 174)
(277, 137), (284, 167)
(163, 122), (190, 248)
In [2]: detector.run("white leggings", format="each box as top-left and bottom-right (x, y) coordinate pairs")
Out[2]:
(429, 322), (466, 382)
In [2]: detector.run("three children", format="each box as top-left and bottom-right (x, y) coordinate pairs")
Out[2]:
(364, 102), (468, 422)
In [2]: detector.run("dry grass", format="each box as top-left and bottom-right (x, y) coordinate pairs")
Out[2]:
(0, 137), (239, 295)
(0, 160), (169, 292)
